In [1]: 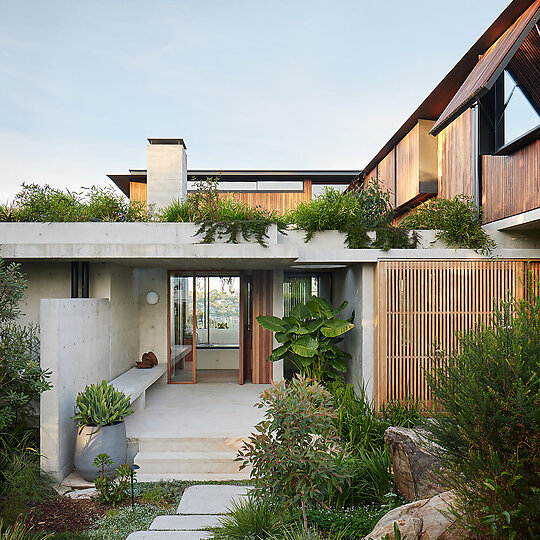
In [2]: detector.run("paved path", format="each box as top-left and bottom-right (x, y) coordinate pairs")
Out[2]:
(126, 485), (250, 540)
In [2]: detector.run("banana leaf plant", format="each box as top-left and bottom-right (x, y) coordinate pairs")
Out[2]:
(256, 295), (354, 381)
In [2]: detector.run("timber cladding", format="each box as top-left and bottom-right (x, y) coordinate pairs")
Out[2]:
(482, 139), (540, 223)
(375, 259), (535, 408)
(251, 270), (273, 384)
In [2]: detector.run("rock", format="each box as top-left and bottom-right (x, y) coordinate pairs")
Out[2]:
(53, 484), (72, 496)
(65, 487), (98, 499)
(384, 426), (446, 501)
(364, 491), (465, 540)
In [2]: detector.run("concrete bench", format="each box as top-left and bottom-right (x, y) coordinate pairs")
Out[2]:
(110, 364), (167, 412)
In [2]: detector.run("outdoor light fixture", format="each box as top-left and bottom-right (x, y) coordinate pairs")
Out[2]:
(145, 291), (159, 305)
(129, 463), (140, 509)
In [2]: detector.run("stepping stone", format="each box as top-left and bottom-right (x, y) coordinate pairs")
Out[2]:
(150, 515), (222, 530)
(127, 533), (210, 539)
(177, 485), (250, 515)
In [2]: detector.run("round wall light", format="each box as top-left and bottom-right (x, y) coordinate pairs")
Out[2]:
(146, 291), (159, 305)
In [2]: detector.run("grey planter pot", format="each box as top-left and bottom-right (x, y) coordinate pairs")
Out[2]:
(74, 422), (127, 481)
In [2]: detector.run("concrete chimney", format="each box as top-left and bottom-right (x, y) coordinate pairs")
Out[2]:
(146, 138), (187, 209)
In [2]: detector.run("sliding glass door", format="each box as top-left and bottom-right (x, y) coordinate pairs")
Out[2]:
(169, 274), (196, 383)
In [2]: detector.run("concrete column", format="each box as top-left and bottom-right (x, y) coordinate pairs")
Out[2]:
(360, 264), (376, 402)
(272, 270), (284, 382)
(146, 138), (187, 210)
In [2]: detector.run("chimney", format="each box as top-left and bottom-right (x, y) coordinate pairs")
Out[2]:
(146, 138), (187, 209)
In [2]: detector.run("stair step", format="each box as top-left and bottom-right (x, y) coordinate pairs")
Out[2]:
(136, 472), (250, 482)
(134, 451), (243, 474)
(127, 532), (210, 539)
(138, 437), (246, 453)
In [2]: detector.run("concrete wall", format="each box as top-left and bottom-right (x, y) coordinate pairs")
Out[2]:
(197, 348), (238, 369)
(137, 268), (168, 368)
(332, 264), (375, 400)
(40, 298), (111, 481)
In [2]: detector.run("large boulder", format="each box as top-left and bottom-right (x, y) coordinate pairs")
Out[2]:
(384, 426), (446, 501)
(364, 491), (465, 540)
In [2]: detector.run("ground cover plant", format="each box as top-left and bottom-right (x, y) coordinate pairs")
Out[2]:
(0, 183), (146, 223)
(400, 193), (496, 254)
(256, 296), (354, 381)
(424, 275), (540, 538)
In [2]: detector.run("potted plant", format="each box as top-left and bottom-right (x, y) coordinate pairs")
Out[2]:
(71, 380), (133, 481)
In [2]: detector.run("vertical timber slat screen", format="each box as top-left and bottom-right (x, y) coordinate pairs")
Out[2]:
(252, 270), (274, 384)
(376, 260), (530, 408)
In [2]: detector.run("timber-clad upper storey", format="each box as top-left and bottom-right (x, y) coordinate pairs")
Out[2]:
(357, 0), (540, 227)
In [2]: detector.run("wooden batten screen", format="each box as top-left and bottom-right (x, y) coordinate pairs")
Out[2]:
(376, 260), (529, 408)
(251, 270), (273, 384)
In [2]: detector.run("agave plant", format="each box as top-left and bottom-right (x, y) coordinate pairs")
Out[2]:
(257, 296), (354, 381)
(71, 380), (133, 432)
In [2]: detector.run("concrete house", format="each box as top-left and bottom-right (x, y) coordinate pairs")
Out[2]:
(1, 0), (539, 483)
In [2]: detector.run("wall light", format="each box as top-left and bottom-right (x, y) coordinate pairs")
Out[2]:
(146, 291), (159, 305)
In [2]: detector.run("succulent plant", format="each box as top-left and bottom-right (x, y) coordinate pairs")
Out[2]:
(71, 380), (133, 432)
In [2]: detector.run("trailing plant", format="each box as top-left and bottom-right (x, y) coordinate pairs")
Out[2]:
(400, 194), (496, 254)
(371, 225), (419, 251)
(237, 376), (348, 531)
(71, 380), (133, 432)
(257, 296), (354, 381)
(159, 177), (288, 246)
(93, 453), (132, 507)
(208, 496), (289, 539)
(424, 273), (540, 538)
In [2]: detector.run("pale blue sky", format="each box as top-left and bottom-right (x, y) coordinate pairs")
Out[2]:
(0, 0), (509, 200)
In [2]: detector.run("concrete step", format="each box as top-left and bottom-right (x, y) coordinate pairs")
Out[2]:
(134, 451), (243, 474)
(150, 515), (221, 530)
(136, 471), (250, 482)
(138, 436), (246, 453)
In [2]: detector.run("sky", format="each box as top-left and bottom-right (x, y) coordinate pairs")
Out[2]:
(0, 0), (510, 201)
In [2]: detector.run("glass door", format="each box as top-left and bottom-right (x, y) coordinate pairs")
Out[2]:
(169, 274), (196, 383)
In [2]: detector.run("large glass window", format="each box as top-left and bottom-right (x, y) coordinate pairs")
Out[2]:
(195, 276), (240, 348)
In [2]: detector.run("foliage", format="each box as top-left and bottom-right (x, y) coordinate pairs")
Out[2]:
(288, 182), (397, 248)
(93, 453), (132, 507)
(257, 296), (354, 381)
(275, 525), (344, 539)
(424, 276), (540, 538)
(326, 449), (394, 508)
(85, 504), (169, 540)
(159, 177), (287, 246)
(327, 379), (423, 454)
(0, 518), (52, 540)
(370, 225), (419, 251)
(237, 377), (347, 530)
(71, 380), (133, 431)
(401, 194), (496, 254)
(208, 496), (289, 539)
(0, 429), (55, 524)
(1, 183), (146, 223)
(302, 502), (397, 538)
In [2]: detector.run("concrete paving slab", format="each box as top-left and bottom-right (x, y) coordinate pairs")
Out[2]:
(127, 532), (211, 539)
(61, 471), (94, 489)
(150, 515), (221, 530)
(177, 485), (251, 515)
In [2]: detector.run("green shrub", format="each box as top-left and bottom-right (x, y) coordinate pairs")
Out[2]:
(1, 183), (146, 223)
(93, 453), (131, 507)
(401, 194), (496, 254)
(237, 377), (347, 530)
(257, 296), (354, 381)
(424, 278), (540, 538)
(71, 381), (133, 431)
(209, 497), (288, 539)
(289, 182), (403, 249)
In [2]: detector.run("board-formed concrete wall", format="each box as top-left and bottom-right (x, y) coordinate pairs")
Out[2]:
(40, 298), (111, 481)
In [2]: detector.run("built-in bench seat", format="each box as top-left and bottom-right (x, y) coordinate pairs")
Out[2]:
(110, 364), (167, 411)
